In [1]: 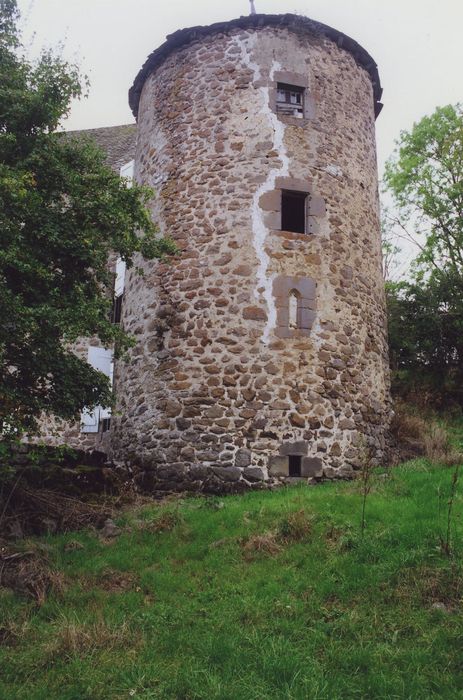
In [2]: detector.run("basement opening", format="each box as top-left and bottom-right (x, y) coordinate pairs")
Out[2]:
(288, 455), (302, 477)
(281, 190), (307, 234)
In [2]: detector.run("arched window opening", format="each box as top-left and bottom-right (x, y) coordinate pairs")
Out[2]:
(288, 289), (301, 329)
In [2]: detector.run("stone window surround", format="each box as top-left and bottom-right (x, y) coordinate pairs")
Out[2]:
(269, 70), (316, 125)
(269, 441), (323, 478)
(259, 176), (326, 237)
(273, 275), (316, 339)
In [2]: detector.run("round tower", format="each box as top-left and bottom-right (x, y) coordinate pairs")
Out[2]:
(111, 14), (391, 490)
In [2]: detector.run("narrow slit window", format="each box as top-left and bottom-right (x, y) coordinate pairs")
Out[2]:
(281, 190), (307, 234)
(288, 290), (301, 329)
(276, 83), (304, 118)
(288, 455), (302, 477)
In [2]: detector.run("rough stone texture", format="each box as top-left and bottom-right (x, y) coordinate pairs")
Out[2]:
(31, 16), (390, 492)
(107, 17), (391, 491)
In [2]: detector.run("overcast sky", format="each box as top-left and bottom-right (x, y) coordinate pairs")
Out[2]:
(16, 0), (463, 177)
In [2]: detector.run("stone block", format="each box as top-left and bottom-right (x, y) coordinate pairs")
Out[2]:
(212, 466), (242, 482)
(263, 211), (281, 229)
(243, 306), (267, 321)
(290, 412), (305, 427)
(339, 418), (356, 430)
(165, 400), (182, 417)
(275, 176), (311, 193)
(243, 466), (266, 481)
(273, 70), (309, 88)
(235, 448), (252, 467)
(268, 455), (289, 476)
(279, 441), (308, 456)
(304, 92), (316, 120)
(309, 195), (326, 217)
(299, 308), (316, 330)
(176, 417), (191, 431)
(259, 189), (280, 211)
(301, 457), (323, 478)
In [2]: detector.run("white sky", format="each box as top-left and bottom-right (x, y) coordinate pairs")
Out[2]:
(17, 0), (463, 178)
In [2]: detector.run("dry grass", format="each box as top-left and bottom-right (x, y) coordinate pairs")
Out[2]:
(390, 401), (463, 465)
(390, 403), (428, 455)
(0, 617), (30, 647)
(277, 508), (313, 542)
(0, 540), (65, 605)
(137, 510), (182, 534)
(241, 509), (313, 560)
(45, 615), (139, 660)
(241, 532), (282, 560)
(0, 486), (110, 539)
(97, 568), (138, 593)
(392, 565), (463, 608)
(424, 425), (462, 466)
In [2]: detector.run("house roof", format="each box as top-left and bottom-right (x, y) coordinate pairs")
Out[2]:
(129, 13), (383, 120)
(64, 124), (137, 173)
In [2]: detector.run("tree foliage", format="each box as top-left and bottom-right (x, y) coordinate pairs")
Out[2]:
(384, 104), (463, 290)
(384, 105), (463, 404)
(0, 0), (175, 435)
(386, 278), (463, 404)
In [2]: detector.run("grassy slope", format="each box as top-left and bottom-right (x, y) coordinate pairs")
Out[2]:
(1, 460), (463, 700)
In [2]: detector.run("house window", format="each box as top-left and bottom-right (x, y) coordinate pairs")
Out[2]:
(276, 83), (304, 118)
(281, 190), (307, 234)
(112, 294), (123, 324)
(288, 455), (302, 477)
(80, 346), (113, 434)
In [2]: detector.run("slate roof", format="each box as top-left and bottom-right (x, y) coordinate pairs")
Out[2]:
(64, 124), (137, 173)
(129, 13), (383, 120)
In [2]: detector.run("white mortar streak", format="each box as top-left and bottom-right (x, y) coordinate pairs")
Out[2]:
(238, 37), (290, 344)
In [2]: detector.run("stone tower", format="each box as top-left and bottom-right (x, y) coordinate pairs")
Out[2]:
(110, 14), (390, 491)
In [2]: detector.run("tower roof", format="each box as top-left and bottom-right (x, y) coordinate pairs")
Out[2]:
(128, 13), (383, 119)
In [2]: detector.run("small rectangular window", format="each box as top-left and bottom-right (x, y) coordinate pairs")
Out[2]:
(288, 455), (302, 477)
(281, 190), (307, 234)
(276, 83), (304, 118)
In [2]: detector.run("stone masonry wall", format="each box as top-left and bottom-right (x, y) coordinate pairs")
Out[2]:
(109, 23), (391, 491)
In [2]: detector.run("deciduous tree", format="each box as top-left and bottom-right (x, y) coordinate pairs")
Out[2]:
(0, 0), (175, 435)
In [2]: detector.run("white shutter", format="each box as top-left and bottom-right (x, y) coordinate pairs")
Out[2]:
(114, 258), (126, 297)
(80, 347), (114, 433)
(87, 346), (113, 375)
(100, 359), (114, 420)
(80, 407), (100, 433)
(119, 160), (134, 187)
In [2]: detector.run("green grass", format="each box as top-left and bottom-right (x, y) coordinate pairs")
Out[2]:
(1, 460), (463, 699)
